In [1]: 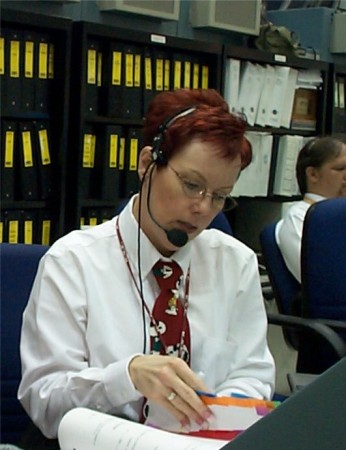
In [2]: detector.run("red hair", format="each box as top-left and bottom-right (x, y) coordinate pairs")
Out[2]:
(142, 88), (252, 169)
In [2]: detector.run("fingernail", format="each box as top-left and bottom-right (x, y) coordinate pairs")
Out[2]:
(180, 418), (190, 429)
(203, 410), (212, 420)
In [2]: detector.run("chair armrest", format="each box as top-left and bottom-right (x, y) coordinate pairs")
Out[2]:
(267, 312), (346, 360)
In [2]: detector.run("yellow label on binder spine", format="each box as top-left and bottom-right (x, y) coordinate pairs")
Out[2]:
(87, 48), (96, 84)
(184, 61), (191, 88)
(129, 139), (138, 171)
(112, 51), (121, 85)
(145, 57), (152, 90)
(125, 53), (134, 87)
(39, 42), (48, 79)
(164, 59), (170, 91)
(193, 63), (200, 89)
(83, 134), (94, 168)
(24, 220), (33, 244)
(10, 39), (20, 77)
(5, 131), (14, 168)
(9, 220), (19, 244)
(201, 65), (209, 89)
(41, 220), (51, 245)
(89, 217), (98, 226)
(174, 60), (181, 90)
(25, 41), (34, 78)
(38, 129), (51, 165)
(0, 37), (4, 75)
(109, 135), (118, 168)
(22, 131), (33, 167)
(134, 54), (141, 87)
(0, 222), (3, 243)
(156, 58), (163, 91)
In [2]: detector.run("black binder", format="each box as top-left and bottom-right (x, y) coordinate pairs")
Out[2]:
(18, 121), (40, 201)
(80, 125), (97, 199)
(37, 209), (54, 245)
(3, 209), (21, 244)
(105, 41), (124, 117)
(35, 32), (50, 113)
(171, 52), (183, 91)
(122, 127), (141, 198)
(98, 124), (123, 201)
(122, 44), (142, 119)
(142, 46), (155, 117)
(222, 358), (346, 450)
(34, 120), (54, 199)
(85, 39), (100, 116)
(21, 30), (36, 111)
(0, 28), (7, 112)
(20, 209), (37, 244)
(3, 28), (22, 113)
(1, 120), (17, 201)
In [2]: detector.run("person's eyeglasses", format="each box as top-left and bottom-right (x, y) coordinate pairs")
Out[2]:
(168, 165), (238, 211)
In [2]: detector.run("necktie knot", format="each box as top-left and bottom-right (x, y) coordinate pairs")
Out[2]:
(153, 260), (182, 291)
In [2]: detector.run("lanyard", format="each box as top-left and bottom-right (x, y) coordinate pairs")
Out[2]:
(115, 217), (190, 358)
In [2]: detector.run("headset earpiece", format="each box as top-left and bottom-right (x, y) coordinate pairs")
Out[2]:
(151, 105), (197, 167)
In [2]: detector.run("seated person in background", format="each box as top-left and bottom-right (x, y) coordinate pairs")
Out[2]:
(18, 88), (275, 439)
(276, 136), (346, 283)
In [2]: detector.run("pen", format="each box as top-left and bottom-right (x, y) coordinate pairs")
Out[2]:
(195, 390), (217, 398)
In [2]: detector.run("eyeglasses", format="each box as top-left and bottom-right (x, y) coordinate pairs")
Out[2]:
(168, 164), (238, 211)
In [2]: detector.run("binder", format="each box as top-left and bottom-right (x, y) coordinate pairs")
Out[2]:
(20, 209), (37, 244)
(18, 121), (40, 201)
(86, 208), (99, 227)
(4, 28), (22, 113)
(1, 120), (17, 201)
(255, 64), (275, 127)
(122, 127), (141, 198)
(35, 32), (50, 112)
(224, 58), (240, 114)
(142, 46), (155, 117)
(98, 124), (123, 201)
(34, 120), (54, 199)
(98, 207), (115, 223)
(37, 209), (54, 245)
(122, 44), (142, 119)
(291, 87), (318, 131)
(80, 125), (97, 199)
(3, 209), (21, 244)
(200, 56), (210, 89)
(272, 134), (303, 196)
(21, 30), (36, 111)
(171, 52), (183, 90)
(266, 65), (290, 128)
(192, 55), (201, 90)
(237, 61), (264, 126)
(280, 67), (298, 129)
(118, 132), (127, 198)
(85, 39), (100, 115)
(0, 28), (6, 112)
(182, 54), (192, 89)
(105, 41), (124, 117)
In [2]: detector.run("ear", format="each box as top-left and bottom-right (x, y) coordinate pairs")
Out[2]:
(138, 146), (154, 181)
(306, 166), (319, 184)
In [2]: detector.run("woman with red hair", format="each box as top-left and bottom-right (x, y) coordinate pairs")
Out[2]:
(19, 89), (275, 440)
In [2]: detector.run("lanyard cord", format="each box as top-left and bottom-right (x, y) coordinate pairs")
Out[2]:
(115, 216), (190, 358)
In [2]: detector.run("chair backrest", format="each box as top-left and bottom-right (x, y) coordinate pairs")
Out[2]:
(301, 197), (346, 320)
(115, 198), (233, 235)
(298, 198), (346, 373)
(259, 222), (301, 349)
(0, 243), (49, 445)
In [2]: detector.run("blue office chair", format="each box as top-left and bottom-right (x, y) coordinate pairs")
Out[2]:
(0, 243), (49, 445)
(259, 222), (301, 350)
(115, 198), (233, 235)
(298, 197), (346, 373)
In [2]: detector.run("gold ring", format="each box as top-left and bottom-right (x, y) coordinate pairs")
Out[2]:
(167, 391), (177, 402)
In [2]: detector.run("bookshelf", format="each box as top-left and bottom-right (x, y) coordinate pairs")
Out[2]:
(222, 45), (330, 248)
(0, 8), (72, 245)
(65, 20), (222, 232)
(327, 63), (346, 138)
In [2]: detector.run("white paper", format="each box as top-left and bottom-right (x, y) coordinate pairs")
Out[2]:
(58, 408), (226, 450)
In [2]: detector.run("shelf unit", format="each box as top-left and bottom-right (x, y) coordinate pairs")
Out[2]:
(66, 20), (223, 232)
(326, 63), (346, 138)
(0, 8), (72, 244)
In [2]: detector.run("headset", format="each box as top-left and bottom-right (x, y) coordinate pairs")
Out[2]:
(151, 106), (197, 166)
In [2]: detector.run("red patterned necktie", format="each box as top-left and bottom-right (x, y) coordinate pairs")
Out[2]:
(151, 260), (191, 364)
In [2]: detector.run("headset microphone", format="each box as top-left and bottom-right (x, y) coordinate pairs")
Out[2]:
(147, 198), (188, 247)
